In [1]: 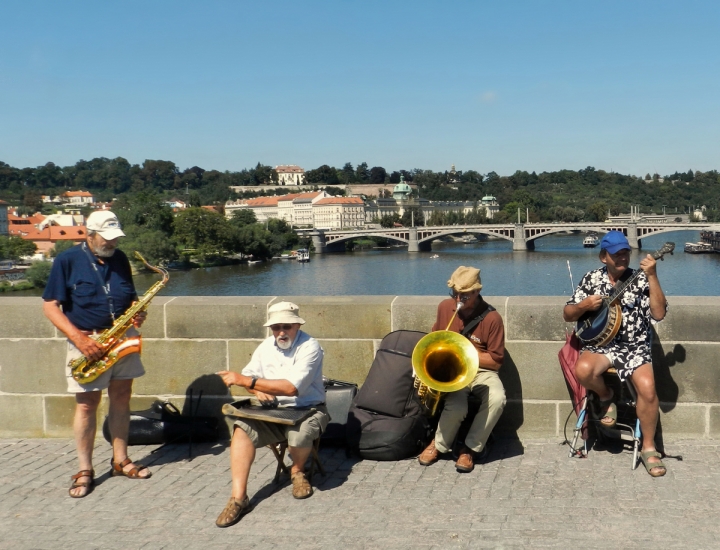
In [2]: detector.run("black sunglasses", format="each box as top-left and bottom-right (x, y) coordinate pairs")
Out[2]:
(270, 324), (294, 331)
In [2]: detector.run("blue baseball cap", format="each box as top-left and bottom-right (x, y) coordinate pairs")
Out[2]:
(600, 231), (631, 254)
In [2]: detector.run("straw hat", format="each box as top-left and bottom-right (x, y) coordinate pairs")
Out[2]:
(447, 266), (482, 293)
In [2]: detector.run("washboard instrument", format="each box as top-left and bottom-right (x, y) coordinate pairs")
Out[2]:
(575, 242), (674, 346)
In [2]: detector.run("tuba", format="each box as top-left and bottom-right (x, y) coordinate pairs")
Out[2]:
(412, 303), (479, 416)
(70, 252), (169, 384)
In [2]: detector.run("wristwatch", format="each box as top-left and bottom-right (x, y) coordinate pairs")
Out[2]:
(249, 376), (258, 390)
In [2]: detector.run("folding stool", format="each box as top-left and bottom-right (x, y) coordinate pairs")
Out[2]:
(569, 367), (641, 469)
(267, 437), (325, 483)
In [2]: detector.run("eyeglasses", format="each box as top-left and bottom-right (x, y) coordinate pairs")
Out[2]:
(449, 291), (475, 302)
(270, 324), (294, 332)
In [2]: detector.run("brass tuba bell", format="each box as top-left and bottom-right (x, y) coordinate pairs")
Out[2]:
(412, 329), (479, 416)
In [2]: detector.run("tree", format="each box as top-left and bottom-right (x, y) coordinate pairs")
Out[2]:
(356, 162), (370, 182)
(370, 166), (387, 183)
(0, 236), (37, 260)
(25, 261), (53, 288)
(586, 201), (609, 222)
(51, 240), (77, 257)
(340, 162), (356, 184)
(305, 165), (339, 185)
(118, 227), (179, 266)
(114, 192), (174, 234)
(230, 209), (257, 228)
(172, 208), (233, 260)
(379, 213), (401, 228)
(389, 171), (401, 184)
(400, 207), (424, 227)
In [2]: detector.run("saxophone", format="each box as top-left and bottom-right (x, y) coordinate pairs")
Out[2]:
(70, 252), (169, 384)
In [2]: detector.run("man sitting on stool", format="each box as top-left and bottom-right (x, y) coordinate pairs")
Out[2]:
(418, 266), (506, 473)
(563, 231), (668, 477)
(216, 302), (328, 528)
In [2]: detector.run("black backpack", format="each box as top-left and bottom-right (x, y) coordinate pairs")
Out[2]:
(346, 330), (434, 460)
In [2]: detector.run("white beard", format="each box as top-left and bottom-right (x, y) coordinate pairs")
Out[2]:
(94, 246), (116, 258)
(276, 336), (293, 350)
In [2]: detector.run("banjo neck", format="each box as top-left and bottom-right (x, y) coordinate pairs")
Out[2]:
(604, 242), (675, 305)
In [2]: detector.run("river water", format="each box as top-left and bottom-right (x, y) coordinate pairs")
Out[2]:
(129, 230), (718, 297)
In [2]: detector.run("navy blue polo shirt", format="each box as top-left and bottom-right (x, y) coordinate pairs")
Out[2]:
(43, 243), (138, 331)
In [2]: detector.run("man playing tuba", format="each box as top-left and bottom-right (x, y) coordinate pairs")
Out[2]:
(43, 211), (151, 498)
(418, 266), (506, 473)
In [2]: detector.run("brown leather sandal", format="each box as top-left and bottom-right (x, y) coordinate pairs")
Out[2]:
(291, 471), (313, 499)
(110, 457), (152, 479)
(69, 469), (95, 498)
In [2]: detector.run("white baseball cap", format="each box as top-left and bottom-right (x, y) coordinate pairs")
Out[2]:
(263, 302), (306, 326)
(86, 211), (126, 240)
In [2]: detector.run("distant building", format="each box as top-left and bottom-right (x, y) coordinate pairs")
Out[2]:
(479, 195), (500, 219)
(164, 198), (187, 211)
(17, 225), (87, 256)
(225, 191), (328, 224)
(8, 211), (46, 237)
(312, 197), (365, 230)
(0, 200), (8, 236)
(275, 165), (305, 186)
(62, 191), (95, 205)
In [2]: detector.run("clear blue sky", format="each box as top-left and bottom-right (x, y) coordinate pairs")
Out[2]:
(1, 0), (718, 177)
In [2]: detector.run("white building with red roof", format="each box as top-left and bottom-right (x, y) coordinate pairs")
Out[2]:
(62, 190), (95, 205)
(225, 191), (328, 224)
(275, 165), (305, 186)
(312, 197), (366, 229)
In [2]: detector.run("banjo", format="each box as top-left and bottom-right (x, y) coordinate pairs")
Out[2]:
(575, 242), (675, 346)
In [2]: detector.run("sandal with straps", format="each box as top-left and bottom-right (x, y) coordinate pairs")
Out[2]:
(69, 469), (95, 498)
(110, 457), (152, 479)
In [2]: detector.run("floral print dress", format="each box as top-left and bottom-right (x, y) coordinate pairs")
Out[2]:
(566, 266), (667, 381)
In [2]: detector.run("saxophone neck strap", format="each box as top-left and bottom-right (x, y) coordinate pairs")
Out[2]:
(81, 242), (116, 321)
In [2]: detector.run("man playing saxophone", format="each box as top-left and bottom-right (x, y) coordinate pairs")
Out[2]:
(42, 211), (151, 498)
(418, 266), (506, 473)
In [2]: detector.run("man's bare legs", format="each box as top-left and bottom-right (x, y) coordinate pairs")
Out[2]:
(230, 427), (256, 501)
(630, 363), (665, 475)
(70, 390), (102, 497)
(107, 379), (150, 477)
(576, 352), (664, 475)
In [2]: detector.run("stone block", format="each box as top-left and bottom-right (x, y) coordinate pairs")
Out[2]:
(0, 297), (55, 338)
(391, 296), (443, 332)
(506, 296), (569, 342)
(0, 395), (44, 437)
(503, 342), (570, 400)
(44, 395), (77, 437)
(165, 297), (270, 339)
(658, 405), (706, 437)
(278, 296), (393, 339)
(318, 339), (376, 386)
(652, 342), (720, 403)
(656, 297), (720, 343)
(135, 295), (175, 339)
(0, 339), (67, 393)
(708, 406), (720, 438)
(494, 400), (557, 439)
(228, 340), (265, 372)
(391, 296), (508, 334)
(133, 339), (229, 396)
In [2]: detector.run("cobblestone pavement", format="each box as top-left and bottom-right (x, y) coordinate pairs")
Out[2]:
(1, 437), (719, 549)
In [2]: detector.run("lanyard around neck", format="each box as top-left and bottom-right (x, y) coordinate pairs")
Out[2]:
(82, 242), (115, 321)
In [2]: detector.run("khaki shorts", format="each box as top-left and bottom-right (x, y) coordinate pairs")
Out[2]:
(234, 406), (329, 449)
(65, 328), (145, 393)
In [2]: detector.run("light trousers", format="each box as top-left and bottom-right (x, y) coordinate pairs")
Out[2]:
(434, 369), (506, 454)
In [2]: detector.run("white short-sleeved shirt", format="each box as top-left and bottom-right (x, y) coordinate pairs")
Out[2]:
(241, 330), (325, 407)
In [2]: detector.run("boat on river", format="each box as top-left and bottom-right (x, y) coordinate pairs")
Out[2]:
(583, 234), (599, 248)
(296, 249), (310, 263)
(684, 242), (715, 254)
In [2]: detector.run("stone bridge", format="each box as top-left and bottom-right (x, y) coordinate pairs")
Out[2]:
(299, 222), (718, 252)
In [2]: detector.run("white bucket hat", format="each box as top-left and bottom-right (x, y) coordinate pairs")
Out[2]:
(264, 301), (306, 326)
(86, 211), (125, 240)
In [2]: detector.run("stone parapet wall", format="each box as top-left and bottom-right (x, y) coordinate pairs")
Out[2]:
(0, 296), (718, 441)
